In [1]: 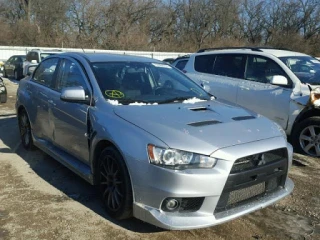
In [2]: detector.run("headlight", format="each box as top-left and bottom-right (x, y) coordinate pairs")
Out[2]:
(147, 144), (218, 169)
(0, 86), (5, 91)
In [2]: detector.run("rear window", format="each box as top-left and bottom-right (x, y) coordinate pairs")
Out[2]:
(174, 59), (188, 70)
(195, 54), (216, 73)
(212, 54), (246, 79)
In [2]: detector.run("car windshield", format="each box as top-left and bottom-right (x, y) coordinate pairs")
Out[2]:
(279, 56), (320, 85)
(92, 62), (211, 104)
(40, 53), (56, 61)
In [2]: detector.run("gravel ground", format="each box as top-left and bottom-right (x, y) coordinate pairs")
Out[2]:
(0, 77), (319, 240)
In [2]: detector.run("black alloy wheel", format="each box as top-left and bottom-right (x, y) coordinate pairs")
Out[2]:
(99, 147), (133, 219)
(18, 110), (34, 149)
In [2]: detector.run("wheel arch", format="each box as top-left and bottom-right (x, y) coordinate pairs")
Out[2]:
(292, 107), (320, 131)
(91, 139), (133, 187)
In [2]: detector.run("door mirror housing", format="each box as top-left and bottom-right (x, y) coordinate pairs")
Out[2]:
(60, 86), (90, 104)
(270, 75), (288, 86)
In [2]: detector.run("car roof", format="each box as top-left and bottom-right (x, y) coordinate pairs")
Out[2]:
(194, 47), (310, 58)
(60, 52), (163, 63)
(11, 55), (26, 57)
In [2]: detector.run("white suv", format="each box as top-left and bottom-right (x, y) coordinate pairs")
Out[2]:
(23, 49), (63, 76)
(184, 47), (320, 157)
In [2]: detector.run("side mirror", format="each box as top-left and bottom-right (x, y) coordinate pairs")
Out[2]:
(60, 86), (90, 104)
(270, 75), (288, 86)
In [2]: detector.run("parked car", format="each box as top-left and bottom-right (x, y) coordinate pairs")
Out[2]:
(0, 77), (7, 103)
(16, 52), (293, 230)
(184, 47), (320, 157)
(171, 55), (190, 71)
(3, 55), (26, 80)
(23, 49), (63, 76)
(162, 58), (175, 64)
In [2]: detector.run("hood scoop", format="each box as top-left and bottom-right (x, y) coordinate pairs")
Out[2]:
(189, 107), (210, 112)
(188, 120), (221, 127)
(232, 116), (255, 121)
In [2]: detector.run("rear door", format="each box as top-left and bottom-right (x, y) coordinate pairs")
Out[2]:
(27, 57), (60, 141)
(188, 54), (246, 103)
(49, 58), (91, 163)
(236, 55), (292, 129)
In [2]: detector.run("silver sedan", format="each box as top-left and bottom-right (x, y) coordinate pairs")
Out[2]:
(16, 53), (294, 230)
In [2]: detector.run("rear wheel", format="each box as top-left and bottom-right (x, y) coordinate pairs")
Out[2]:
(0, 92), (7, 103)
(14, 70), (18, 80)
(98, 147), (133, 220)
(3, 68), (7, 78)
(18, 109), (34, 150)
(292, 117), (320, 157)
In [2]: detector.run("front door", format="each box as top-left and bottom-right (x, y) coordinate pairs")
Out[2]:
(50, 58), (91, 163)
(237, 55), (292, 129)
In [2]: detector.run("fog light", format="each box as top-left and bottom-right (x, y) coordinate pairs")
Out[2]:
(162, 198), (180, 212)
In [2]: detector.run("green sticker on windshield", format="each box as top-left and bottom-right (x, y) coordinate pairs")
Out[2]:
(105, 90), (125, 98)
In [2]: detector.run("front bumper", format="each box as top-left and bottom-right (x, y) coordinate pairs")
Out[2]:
(133, 178), (294, 230)
(130, 137), (294, 230)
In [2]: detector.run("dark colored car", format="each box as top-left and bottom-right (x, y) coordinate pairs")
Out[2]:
(0, 77), (7, 103)
(3, 55), (26, 80)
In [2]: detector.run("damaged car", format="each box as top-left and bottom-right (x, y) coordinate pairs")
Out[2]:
(16, 52), (293, 230)
(184, 47), (320, 157)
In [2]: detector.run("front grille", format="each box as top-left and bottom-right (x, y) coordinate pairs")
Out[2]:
(214, 148), (288, 215)
(231, 148), (287, 174)
(228, 182), (265, 205)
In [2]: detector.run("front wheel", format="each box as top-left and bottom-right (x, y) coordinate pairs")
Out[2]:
(98, 147), (133, 220)
(18, 109), (35, 150)
(292, 117), (320, 157)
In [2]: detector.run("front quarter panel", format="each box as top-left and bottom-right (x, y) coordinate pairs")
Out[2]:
(89, 103), (169, 200)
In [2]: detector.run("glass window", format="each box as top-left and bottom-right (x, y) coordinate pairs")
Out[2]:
(33, 58), (59, 88)
(57, 59), (87, 91)
(246, 56), (287, 84)
(213, 54), (246, 78)
(92, 62), (211, 104)
(279, 56), (320, 85)
(195, 54), (216, 73)
(40, 53), (56, 61)
(175, 60), (188, 70)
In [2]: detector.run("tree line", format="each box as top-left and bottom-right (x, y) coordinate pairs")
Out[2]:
(1, 0), (320, 55)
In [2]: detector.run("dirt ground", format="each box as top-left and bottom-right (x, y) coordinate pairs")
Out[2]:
(0, 77), (319, 240)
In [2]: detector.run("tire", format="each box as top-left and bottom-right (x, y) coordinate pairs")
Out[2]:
(3, 68), (7, 78)
(18, 109), (35, 150)
(98, 147), (133, 220)
(292, 117), (320, 157)
(0, 93), (7, 103)
(14, 70), (18, 80)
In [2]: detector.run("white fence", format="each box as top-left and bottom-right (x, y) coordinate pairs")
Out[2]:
(0, 46), (189, 62)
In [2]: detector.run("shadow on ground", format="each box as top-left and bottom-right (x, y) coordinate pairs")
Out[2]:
(0, 116), (163, 233)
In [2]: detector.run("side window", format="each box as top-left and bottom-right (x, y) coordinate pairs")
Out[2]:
(56, 59), (87, 91)
(6, 57), (12, 63)
(246, 55), (287, 84)
(213, 54), (246, 78)
(175, 60), (188, 70)
(33, 58), (59, 88)
(195, 54), (216, 73)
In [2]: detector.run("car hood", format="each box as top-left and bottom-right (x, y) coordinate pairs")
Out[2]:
(113, 100), (282, 155)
